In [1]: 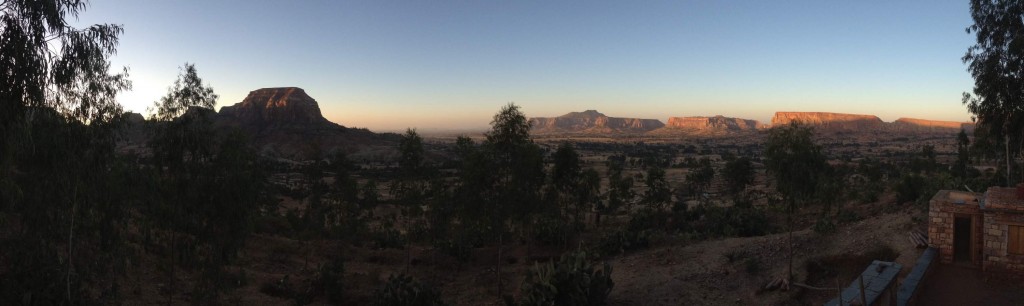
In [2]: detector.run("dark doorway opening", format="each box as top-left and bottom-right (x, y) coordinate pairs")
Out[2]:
(954, 216), (972, 263)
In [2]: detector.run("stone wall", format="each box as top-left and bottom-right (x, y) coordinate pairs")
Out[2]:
(982, 211), (1024, 280)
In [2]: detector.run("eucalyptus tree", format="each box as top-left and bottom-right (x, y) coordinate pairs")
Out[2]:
(962, 0), (1024, 185)
(0, 1), (130, 303)
(481, 103), (545, 297)
(764, 122), (829, 281)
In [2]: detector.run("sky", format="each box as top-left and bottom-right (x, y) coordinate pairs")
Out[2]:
(76, 0), (977, 132)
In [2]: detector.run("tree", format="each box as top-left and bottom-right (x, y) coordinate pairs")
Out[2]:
(685, 157), (715, 197)
(482, 103), (545, 298)
(764, 122), (828, 281)
(1, 0), (129, 154)
(551, 143), (582, 221)
(642, 167), (671, 209)
(962, 0), (1024, 186)
(148, 63), (265, 302)
(393, 128), (428, 271)
(606, 156), (635, 215)
(723, 156), (755, 196)
(953, 129), (973, 180)
(0, 1), (130, 303)
(579, 168), (603, 227)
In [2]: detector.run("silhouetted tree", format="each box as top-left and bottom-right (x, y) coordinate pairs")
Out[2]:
(606, 156), (635, 215)
(482, 103), (545, 298)
(642, 167), (671, 209)
(764, 122), (828, 281)
(723, 157), (755, 196)
(962, 0), (1024, 185)
(0, 1), (130, 303)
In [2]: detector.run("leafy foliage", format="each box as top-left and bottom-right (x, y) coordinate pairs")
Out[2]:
(962, 0), (1024, 185)
(372, 274), (447, 306)
(511, 251), (614, 306)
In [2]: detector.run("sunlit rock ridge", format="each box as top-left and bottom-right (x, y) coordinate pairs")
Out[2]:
(218, 87), (336, 131)
(771, 112), (973, 134)
(666, 116), (762, 132)
(529, 110), (665, 134)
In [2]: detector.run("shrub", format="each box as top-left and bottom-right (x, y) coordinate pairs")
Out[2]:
(812, 217), (836, 234)
(372, 274), (447, 306)
(511, 251), (613, 306)
(597, 229), (650, 256)
(372, 227), (406, 250)
(433, 239), (472, 262)
(533, 215), (575, 246)
(627, 208), (668, 232)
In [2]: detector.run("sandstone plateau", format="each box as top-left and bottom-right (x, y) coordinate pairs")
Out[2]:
(771, 112), (972, 134)
(665, 116), (761, 132)
(771, 112), (886, 132)
(529, 110), (664, 134)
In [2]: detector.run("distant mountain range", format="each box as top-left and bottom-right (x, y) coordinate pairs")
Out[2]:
(529, 110), (974, 136)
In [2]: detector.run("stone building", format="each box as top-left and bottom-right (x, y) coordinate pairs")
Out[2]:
(929, 187), (1024, 279)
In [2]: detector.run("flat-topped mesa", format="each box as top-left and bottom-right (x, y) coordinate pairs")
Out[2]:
(529, 110), (664, 133)
(666, 116), (761, 132)
(894, 118), (975, 133)
(771, 112), (885, 132)
(218, 87), (335, 129)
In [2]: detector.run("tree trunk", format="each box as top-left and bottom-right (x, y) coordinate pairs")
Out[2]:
(1007, 134), (1012, 186)
(787, 202), (794, 282)
(497, 232), (504, 299)
(66, 187), (78, 303)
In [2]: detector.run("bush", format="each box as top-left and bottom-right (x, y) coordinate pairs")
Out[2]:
(627, 208), (668, 232)
(433, 239), (472, 262)
(510, 251), (613, 306)
(533, 215), (575, 246)
(372, 227), (406, 250)
(812, 217), (836, 234)
(372, 274), (447, 306)
(597, 230), (650, 256)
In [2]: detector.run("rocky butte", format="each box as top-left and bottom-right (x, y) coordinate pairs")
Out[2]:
(218, 87), (335, 131)
(529, 110), (664, 134)
(893, 118), (975, 133)
(771, 112), (886, 132)
(665, 116), (762, 133)
(215, 87), (395, 159)
(771, 112), (972, 134)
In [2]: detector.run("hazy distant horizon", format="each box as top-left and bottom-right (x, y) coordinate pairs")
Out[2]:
(80, 1), (976, 131)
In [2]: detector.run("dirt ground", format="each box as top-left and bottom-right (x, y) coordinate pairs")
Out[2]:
(608, 209), (925, 306)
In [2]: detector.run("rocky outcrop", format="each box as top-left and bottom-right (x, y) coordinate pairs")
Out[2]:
(894, 118), (975, 133)
(218, 87), (335, 131)
(529, 110), (664, 134)
(666, 116), (761, 132)
(213, 87), (395, 159)
(770, 112), (971, 134)
(771, 112), (886, 132)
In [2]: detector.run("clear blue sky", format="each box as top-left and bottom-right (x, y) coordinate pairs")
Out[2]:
(77, 0), (975, 131)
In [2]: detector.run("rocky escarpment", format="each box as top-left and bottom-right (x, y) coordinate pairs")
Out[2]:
(771, 112), (971, 134)
(894, 118), (975, 133)
(666, 116), (761, 132)
(771, 112), (886, 132)
(529, 110), (664, 134)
